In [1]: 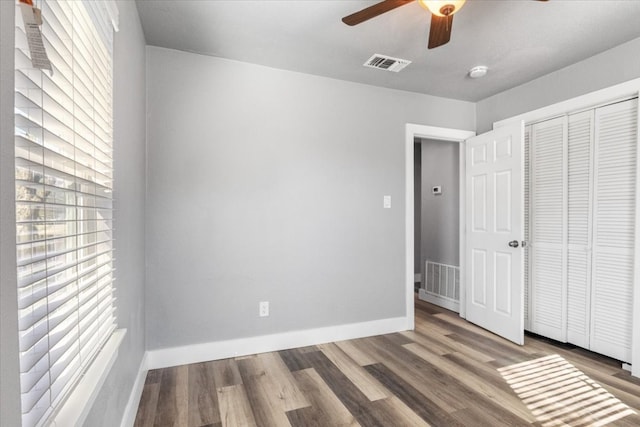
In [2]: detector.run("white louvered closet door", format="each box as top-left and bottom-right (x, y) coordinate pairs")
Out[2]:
(590, 98), (638, 363)
(530, 117), (567, 342)
(566, 111), (594, 348)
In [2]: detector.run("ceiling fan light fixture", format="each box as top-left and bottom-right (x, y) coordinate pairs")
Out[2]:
(469, 65), (489, 79)
(418, 0), (467, 16)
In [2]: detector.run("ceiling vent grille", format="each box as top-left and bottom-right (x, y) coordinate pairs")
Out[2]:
(364, 54), (411, 72)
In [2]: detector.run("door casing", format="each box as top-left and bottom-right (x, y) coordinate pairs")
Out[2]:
(405, 124), (475, 329)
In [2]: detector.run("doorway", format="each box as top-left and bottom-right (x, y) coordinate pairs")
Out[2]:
(404, 124), (475, 328)
(414, 138), (461, 312)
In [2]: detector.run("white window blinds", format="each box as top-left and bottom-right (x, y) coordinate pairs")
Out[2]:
(14, 1), (117, 426)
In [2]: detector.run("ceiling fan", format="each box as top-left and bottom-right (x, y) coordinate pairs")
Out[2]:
(342, 0), (547, 50)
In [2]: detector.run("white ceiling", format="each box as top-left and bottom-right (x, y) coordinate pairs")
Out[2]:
(135, 0), (640, 102)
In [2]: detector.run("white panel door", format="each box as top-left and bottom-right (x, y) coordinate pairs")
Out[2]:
(465, 123), (524, 345)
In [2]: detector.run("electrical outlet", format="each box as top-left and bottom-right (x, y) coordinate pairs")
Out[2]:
(259, 301), (269, 317)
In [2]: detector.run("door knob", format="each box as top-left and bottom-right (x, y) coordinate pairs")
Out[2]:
(508, 240), (519, 248)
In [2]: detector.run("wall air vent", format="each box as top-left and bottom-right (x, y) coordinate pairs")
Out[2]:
(364, 54), (411, 72)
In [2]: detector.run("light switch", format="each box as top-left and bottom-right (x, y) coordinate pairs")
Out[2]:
(383, 195), (391, 209)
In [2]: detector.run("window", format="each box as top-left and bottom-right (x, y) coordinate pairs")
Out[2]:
(14, 1), (118, 425)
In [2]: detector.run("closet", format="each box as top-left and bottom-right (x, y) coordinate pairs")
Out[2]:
(525, 97), (638, 363)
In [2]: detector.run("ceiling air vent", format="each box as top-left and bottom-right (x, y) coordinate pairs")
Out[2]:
(364, 54), (411, 72)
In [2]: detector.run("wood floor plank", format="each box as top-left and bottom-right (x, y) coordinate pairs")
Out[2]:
(368, 396), (431, 427)
(133, 383), (160, 427)
(318, 343), (389, 401)
(414, 297), (450, 315)
(237, 355), (266, 379)
(296, 345), (319, 354)
(188, 361), (221, 426)
(256, 352), (310, 411)
(154, 365), (188, 426)
(287, 368), (360, 427)
(334, 340), (379, 366)
(212, 358), (243, 388)
(364, 363), (465, 427)
(217, 384), (257, 427)
(279, 348), (315, 372)
(145, 369), (162, 385)
(240, 374), (293, 427)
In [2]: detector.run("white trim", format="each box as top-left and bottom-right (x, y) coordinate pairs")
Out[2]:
(146, 317), (408, 370)
(120, 352), (149, 427)
(458, 141), (467, 319)
(51, 329), (126, 427)
(493, 78), (640, 130)
(406, 123), (475, 324)
(418, 289), (460, 312)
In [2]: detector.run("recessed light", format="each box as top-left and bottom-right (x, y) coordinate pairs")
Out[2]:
(469, 65), (488, 79)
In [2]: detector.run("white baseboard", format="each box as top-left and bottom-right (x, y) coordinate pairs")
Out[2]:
(120, 352), (149, 427)
(418, 289), (460, 313)
(146, 316), (409, 370)
(414, 273), (421, 282)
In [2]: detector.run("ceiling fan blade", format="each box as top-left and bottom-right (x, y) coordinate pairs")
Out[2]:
(428, 14), (453, 49)
(342, 0), (414, 26)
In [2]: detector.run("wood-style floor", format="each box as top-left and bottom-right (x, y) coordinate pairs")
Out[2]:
(134, 297), (640, 426)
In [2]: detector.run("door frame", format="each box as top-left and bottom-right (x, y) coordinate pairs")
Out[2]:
(405, 124), (475, 329)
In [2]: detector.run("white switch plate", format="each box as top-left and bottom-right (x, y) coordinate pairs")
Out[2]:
(259, 301), (269, 317)
(383, 195), (391, 208)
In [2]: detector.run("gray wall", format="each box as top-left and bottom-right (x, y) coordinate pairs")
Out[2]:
(419, 139), (460, 272)
(476, 36), (640, 133)
(145, 46), (475, 350)
(83, 1), (147, 425)
(0, 0), (21, 425)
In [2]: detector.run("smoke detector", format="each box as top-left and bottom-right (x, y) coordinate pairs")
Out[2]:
(469, 65), (488, 79)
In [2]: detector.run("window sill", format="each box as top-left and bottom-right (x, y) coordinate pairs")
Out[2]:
(50, 328), (127, 427)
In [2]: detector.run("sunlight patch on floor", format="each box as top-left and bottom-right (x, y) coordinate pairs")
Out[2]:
(498, 354), (636, 427)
